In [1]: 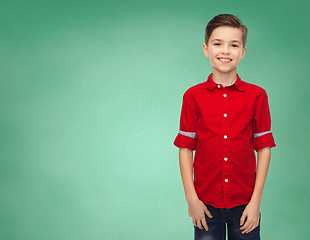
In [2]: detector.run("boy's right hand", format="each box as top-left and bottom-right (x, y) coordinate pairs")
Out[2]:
(187, 197), (213, 231)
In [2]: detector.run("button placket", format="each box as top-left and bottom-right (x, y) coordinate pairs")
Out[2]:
(221, 87), (231, 207)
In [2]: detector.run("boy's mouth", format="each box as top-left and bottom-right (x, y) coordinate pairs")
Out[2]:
(218, 57), (232, 63)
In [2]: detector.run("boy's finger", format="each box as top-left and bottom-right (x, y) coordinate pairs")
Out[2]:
(192, 218), (196, 227)
(242, 222), (254, 234)
(240, 220), (247, 230)
(240, 219), (250, 232)
(201, 218), (209, 231)
(240, 216), (248, 229)
(240, 213), (246, 226)
(188, 210), (192, 217)
(246, 224), (255, 234)
(204, 206), (213, 218)
(197, 219), (204, 230)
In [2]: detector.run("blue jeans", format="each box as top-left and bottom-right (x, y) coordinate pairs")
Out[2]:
(194, 203), (261, 240)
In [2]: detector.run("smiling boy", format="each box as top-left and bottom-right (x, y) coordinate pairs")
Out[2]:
(173, 14), (276, 240)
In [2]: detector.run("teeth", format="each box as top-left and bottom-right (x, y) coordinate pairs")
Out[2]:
(219, 58), (231, 62)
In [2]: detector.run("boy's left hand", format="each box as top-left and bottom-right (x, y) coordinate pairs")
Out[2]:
(239, 200), (260, 234)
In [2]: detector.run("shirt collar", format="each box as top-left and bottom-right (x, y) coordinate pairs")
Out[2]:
(205, 73), (245, 92)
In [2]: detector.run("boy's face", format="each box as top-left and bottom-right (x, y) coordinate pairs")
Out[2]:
(203, 26), (246, 74)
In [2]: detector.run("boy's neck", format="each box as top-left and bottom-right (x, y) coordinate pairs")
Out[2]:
(211, 70), (238, 86)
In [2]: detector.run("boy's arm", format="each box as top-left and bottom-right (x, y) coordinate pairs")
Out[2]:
(179, 147), (213, 231)
(239, 146), (271, 234)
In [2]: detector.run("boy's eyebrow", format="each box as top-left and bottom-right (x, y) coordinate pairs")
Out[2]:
(211, 39), (241, 43)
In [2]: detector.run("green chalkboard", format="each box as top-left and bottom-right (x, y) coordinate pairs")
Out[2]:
(0, 0), (309, 239)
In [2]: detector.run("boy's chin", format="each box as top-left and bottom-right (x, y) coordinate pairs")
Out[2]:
(212, 68), (237, 74)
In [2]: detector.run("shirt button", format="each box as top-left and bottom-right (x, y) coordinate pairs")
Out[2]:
(223, 94), (227, 97)
(223, 113), (227, 117)
(224, 135), (227, 139)
(217, 84), (221, 88)
(225, 179), (228, 182)
(224, 157), (228, 161)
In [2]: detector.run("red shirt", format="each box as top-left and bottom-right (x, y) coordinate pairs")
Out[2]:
(173, 73), (276, 209)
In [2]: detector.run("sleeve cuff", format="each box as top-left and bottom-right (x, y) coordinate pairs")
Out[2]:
(173, 133), (197, 151)
(253, 132), (276, 152)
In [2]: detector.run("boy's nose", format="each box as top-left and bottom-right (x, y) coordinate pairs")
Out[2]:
(221, 47), (230, 54)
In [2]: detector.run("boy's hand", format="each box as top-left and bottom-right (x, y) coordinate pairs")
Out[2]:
(239, 200), (260, 234)
(187, 197), (213, 231)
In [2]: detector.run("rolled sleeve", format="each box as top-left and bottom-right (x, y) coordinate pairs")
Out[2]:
(173, 90), (198, 151)
(252, 89), (276, 152)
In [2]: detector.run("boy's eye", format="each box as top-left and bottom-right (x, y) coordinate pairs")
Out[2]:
(214, 43), (239, 47)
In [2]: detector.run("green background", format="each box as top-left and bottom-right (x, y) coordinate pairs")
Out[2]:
(0, 0), (309, 239)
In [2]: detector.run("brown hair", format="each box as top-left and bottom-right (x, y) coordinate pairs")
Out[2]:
(205, 14), (248, 47)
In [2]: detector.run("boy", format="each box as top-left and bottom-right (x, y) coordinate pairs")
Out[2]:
(173, 14), (276, 240)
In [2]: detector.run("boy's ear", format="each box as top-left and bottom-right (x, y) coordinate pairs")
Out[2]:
(203, 43), (209, 57)
(240, 46), (247, 59)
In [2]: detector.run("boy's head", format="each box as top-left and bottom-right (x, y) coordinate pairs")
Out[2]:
(203, 14), (247, 74)
(204, 14), (247, 48)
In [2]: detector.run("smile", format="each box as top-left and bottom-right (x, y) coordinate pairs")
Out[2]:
(218, 58), (232, 63)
